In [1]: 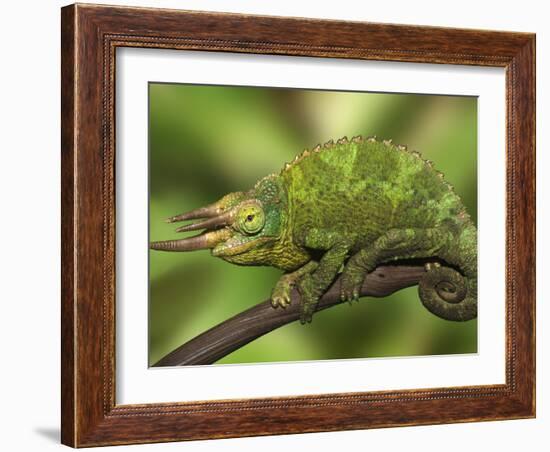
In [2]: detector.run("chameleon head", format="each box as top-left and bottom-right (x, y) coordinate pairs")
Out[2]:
(149, 176), (286, 265)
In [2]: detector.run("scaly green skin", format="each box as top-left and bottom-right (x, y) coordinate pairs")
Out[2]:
(150, 136), (477, 324)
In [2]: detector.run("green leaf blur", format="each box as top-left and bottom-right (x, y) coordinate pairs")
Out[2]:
(149, 83), (477, 366)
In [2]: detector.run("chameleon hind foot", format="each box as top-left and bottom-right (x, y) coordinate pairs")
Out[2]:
(340, 269), (365, 304)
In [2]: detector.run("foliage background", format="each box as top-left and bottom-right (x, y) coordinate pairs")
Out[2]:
(149, 83), (477, 366)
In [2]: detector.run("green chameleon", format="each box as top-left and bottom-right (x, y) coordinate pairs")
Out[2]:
(150, 136), (477, 324)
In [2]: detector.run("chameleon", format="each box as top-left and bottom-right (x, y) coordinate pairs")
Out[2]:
(150, 136), (477, 324)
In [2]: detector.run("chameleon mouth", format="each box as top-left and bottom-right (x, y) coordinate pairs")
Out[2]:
(212, 236), (272, 257)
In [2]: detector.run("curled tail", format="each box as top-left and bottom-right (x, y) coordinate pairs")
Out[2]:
(418, 265), (477, 321)
(418, 224), (477, 321)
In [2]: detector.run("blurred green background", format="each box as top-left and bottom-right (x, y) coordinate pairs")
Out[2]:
(148, 83), (477, 366)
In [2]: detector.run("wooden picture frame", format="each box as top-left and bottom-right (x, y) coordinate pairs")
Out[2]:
(61, 3), (535, 447)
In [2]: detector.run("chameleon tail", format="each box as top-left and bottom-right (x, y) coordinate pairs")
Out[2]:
(418, 222), (477, 321)
(418, 265), (477, 321)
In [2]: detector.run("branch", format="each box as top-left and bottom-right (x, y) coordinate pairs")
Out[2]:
(153, 264), (425, 366)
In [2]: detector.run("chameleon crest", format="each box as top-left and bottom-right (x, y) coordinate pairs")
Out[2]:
(151, 136), (477, 324)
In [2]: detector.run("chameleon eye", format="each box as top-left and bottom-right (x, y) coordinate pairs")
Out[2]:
(239, 205), (265, 234)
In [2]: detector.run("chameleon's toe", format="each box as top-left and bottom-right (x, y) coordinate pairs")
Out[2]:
(300, 307), (314, 324)
(271, 293), (291, 309)
(424, 261), (442, 271)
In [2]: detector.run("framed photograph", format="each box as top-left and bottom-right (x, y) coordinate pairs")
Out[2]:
(61, 3), (535, 447)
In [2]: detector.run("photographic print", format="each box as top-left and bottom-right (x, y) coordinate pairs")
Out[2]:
(148, 83), (478, 367)
(61, 5), (535, 445)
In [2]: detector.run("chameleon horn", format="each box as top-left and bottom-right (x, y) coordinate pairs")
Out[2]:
(165, 204), (220, 224)
(150, 228), (231, 252)
(174, 210), (235, 233)
(165, 192), (246, 224)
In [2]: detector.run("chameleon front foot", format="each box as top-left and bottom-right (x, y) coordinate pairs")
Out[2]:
(271, 261), (320, 309)
(271, 276), (294, 308)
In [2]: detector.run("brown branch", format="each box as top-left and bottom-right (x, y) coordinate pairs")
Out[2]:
(153, 264), (426, 367)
